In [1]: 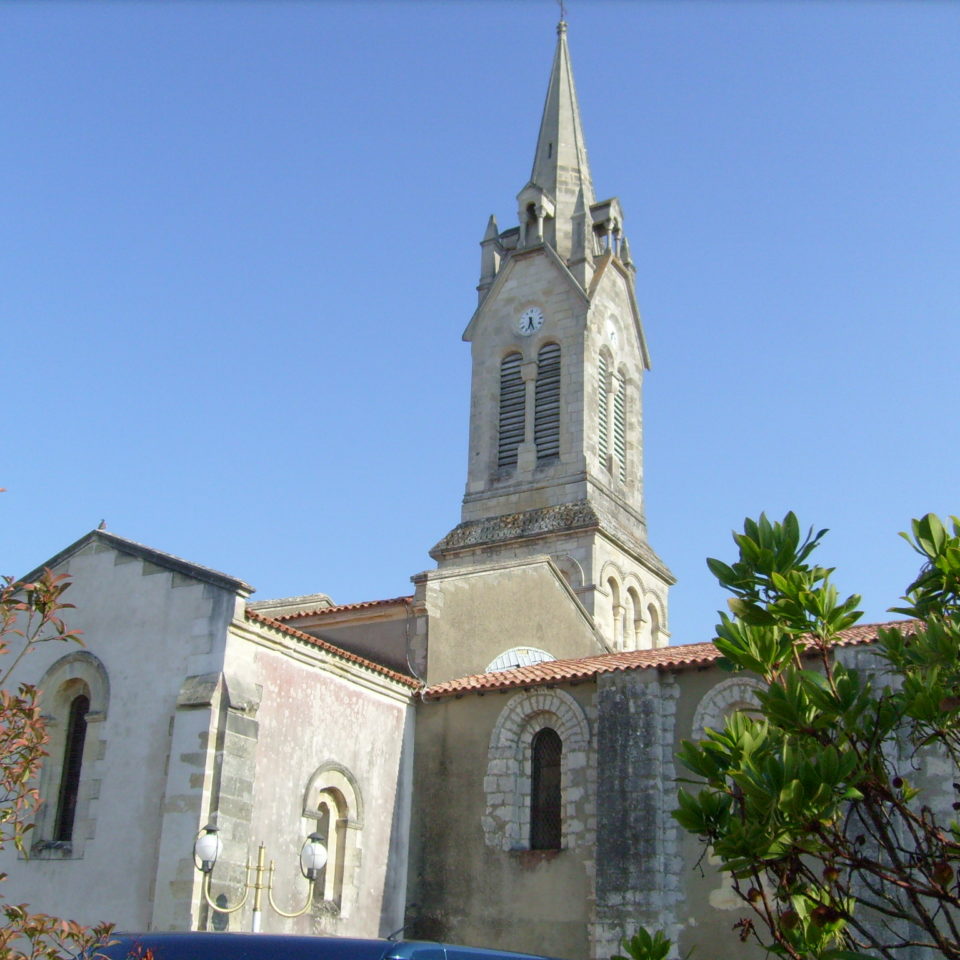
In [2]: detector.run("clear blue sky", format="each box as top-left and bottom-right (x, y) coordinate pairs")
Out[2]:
(3, 0), (958, 647)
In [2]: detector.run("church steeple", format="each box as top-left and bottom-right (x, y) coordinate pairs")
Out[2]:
(517, 20), (596, 267)
(434, 20), (673, 654)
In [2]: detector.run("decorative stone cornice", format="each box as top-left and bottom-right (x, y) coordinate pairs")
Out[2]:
(430, 499), (671, 582)
(430, 501), (599, 559)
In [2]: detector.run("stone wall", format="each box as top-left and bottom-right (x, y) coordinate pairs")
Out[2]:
(0, 537), (237, 931)
(410, 687), (597, 960)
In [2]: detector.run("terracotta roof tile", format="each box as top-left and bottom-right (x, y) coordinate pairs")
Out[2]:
(421, 620), (914, 700)
(422, 644), (716, 699)
(271, 596), (413, 621)
(832, 621), (914, 646)
(244, 608), (421, 689)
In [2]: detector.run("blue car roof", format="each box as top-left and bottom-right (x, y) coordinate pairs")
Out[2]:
(94, 932), (561, 960)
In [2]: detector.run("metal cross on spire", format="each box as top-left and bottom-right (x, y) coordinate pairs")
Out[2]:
(557, 0), (567, 24)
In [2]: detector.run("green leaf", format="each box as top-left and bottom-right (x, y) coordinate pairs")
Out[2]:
(706, 557), (738, 585)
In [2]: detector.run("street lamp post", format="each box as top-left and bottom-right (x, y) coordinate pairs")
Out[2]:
(193, 824), (327, 932)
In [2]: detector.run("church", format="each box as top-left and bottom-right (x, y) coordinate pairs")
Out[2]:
(0, 20), (887, 960)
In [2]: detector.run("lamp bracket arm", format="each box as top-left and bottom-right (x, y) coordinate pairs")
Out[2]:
(200, 861), (252, 915)
(265, 863), (316, 919)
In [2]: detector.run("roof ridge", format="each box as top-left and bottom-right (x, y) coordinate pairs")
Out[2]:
(21, 529), (254, 596)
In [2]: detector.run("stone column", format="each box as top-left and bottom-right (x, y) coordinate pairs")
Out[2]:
(149, 672), (262, 932)
(591, 670), (681, 959)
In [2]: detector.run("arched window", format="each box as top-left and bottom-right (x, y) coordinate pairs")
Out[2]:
(613, 374), (627, 482)
(530, 728), (562, 850)
(534, 343), (561, 461)
(524, 202), (539, 245)
(302, 763), (362, 918)
(486, 647), (556, 673)
(498, 352), (525, 468)
(552, 554), (584, 592)
(625, 587), (641, 651)
(483, 689), (590, 853)
(607, 576), (622, 649)
(647, 603), (661, 648)
(691, 676), (765, 742)
(597, 352), (610, 467)
(314, 788), (348, 904)
(34, 652), (109, 858)
(314, 798), (331, 890)
(54, 693), (89, 842)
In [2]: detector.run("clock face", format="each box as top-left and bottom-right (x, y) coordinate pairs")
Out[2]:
(518, 306), (544, 336)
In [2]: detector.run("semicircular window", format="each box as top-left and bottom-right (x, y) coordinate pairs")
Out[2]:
(485, 647), (556, 673)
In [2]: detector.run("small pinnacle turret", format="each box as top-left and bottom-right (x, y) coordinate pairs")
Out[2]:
(478, 214), (501, 300)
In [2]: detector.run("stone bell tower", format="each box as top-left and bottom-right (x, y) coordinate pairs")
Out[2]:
(431, 20), (673, 651)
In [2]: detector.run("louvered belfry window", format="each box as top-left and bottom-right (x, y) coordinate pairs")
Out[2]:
(530, 727), (562, 850)
(498, 352), (525, 468)
(597, 352), (609, 466)
(54, 693), (89, 842)
(613, 375), (627, 482)
(534, 343), (561, 462)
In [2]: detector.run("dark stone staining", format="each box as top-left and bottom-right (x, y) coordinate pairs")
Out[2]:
(225, 712), (258, 740)
(596, 672), (661, 903)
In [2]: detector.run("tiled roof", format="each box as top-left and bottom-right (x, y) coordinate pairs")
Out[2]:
(421, 620), (914, 700)
(244, 608), (421, 689)
(831, 621), (913, 647)
(422, 644), (717, 699)
(271, 596), (413, 621)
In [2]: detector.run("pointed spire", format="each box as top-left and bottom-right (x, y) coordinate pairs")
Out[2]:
(529, 20), (595, 223)
(516, 20), (597, 270)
